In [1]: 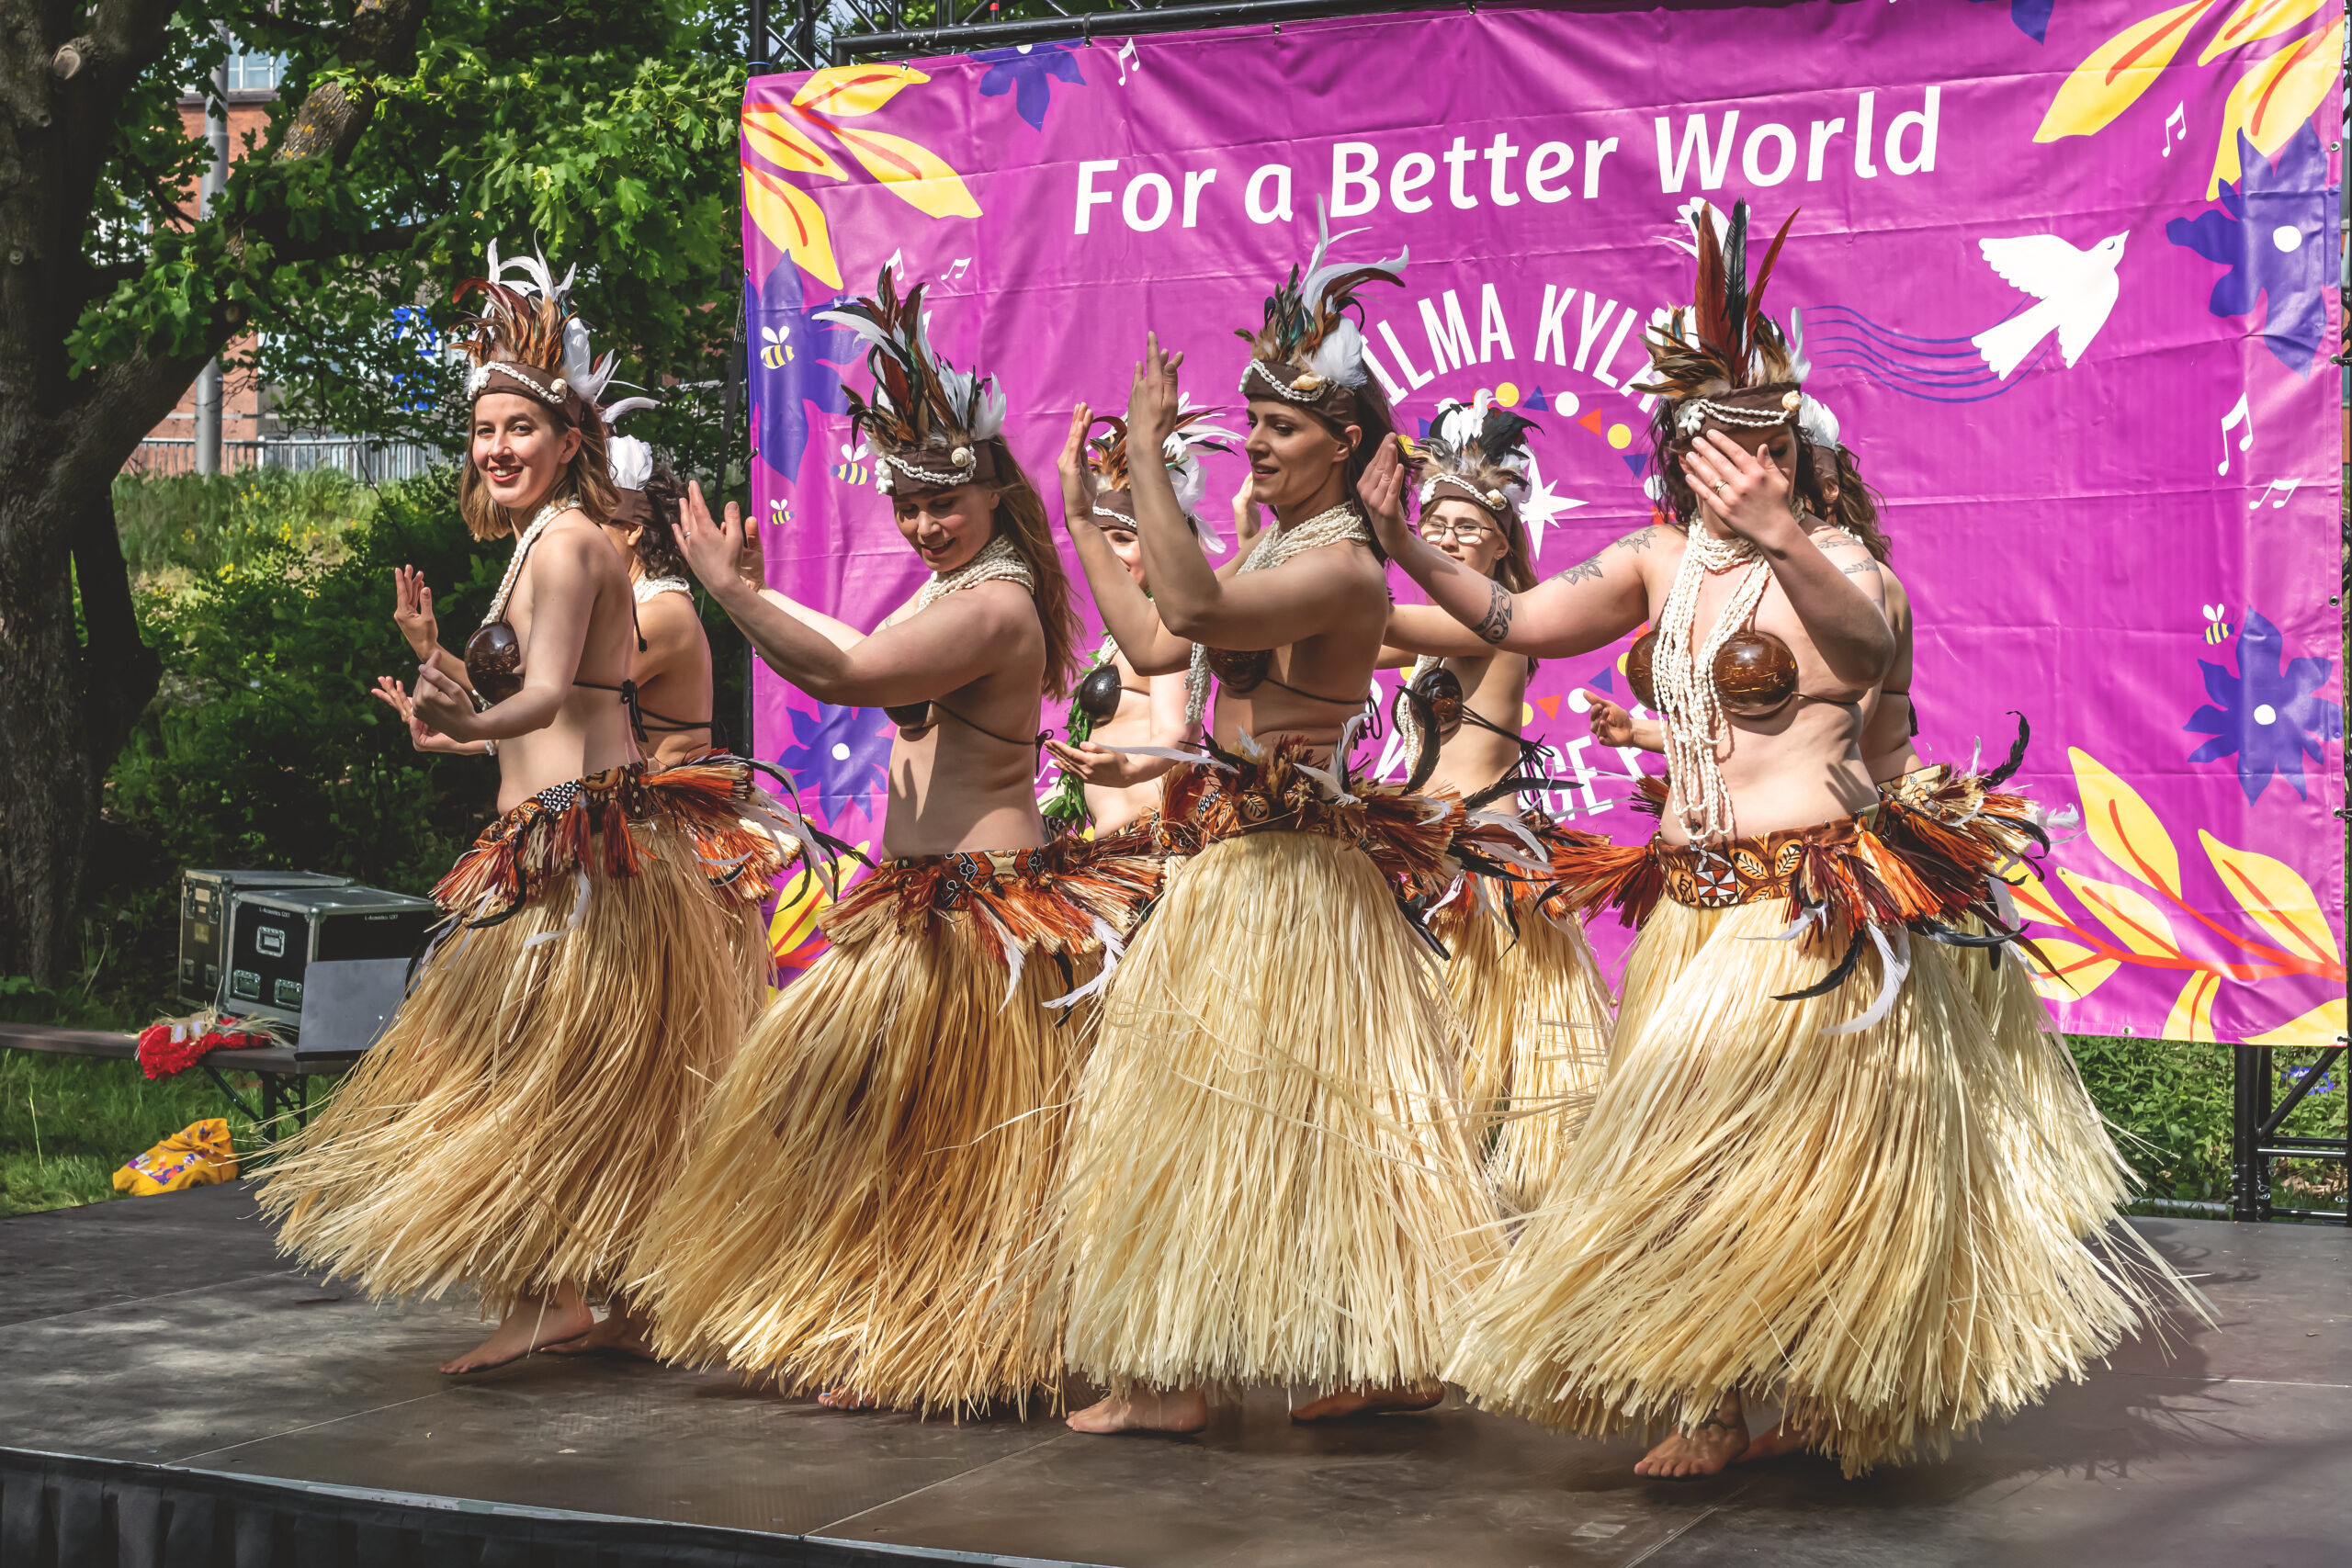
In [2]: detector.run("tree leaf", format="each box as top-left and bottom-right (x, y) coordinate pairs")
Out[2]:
(2243, 996), (2348, 1044)
(2161, 970), (2221, 1041)
(742, 106), (847, 181)
(2199, 828), (2342, 964)
(2024, 938), (2121, 1001)
(2058, 869), (2184, 958)
(827, 127), (983, 220)
(743, 164), (842, 289)
(2199, 0), (2324, 62)
(2209, 18), (2345, 195)
(791, 64), (929, 119)
(2037, 0), (2221, 142)
(2072, 746), (2182, 897)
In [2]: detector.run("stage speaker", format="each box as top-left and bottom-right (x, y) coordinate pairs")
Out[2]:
(179, 870), (353, 1010)
(223, 886), (441, 1053)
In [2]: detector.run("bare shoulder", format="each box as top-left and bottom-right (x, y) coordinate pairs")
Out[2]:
(637, 589), (707, 652)
(946, 577), (1044, 633)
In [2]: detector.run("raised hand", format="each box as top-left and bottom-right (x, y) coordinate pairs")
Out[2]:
(1356, 433), (1416, 560)
(392, 565), (440, 660)
(1679, 430), (1796, 547)
(1057, 402), (1099, 530)
(676, 479), (747, 589)
(1231, 467), (1261, 553)
(1125, 333), (1185, 448)
(371, 675), (475, 753)
(1583, 688), (1662, 753)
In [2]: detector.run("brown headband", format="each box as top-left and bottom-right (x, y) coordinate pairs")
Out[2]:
(608, 488), (652, 527)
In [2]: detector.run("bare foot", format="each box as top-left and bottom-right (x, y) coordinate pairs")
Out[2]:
(1067, 1387), (1208, 1435)
(816, 1388), (882, 1411)
(543, 1306), (659, 1362)
(439, 1298), (595, 1374)
(1634, 1418), (1747, 1479)
(1736, 1419), (1811, 1462)
(1291, 1384), (1446, 1422)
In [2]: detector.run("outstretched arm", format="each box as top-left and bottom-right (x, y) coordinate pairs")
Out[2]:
(1126, 335), (1368, 648)
(1684, 431), (1894, 691)
(1057, 403), (1193, 675)
(1385, 602), (1515, 659)
(678, 479), (1019, 706)
(1362, 435), (1651, 657)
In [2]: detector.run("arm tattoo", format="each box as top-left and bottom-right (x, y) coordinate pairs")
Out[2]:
(1550, 553), (1604, 587)
(1839, 559), (1880, 578)
(1617, 525), (1657, 553)
(1471, 579), (1513, 644)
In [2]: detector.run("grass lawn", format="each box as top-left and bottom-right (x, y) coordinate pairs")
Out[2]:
(0, 1053), (271, 1218)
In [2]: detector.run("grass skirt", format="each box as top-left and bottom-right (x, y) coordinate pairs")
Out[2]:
(1427, 874), (1613, 1213)
(634, 840), (1159, 1416)
(1449, 896), (2165, 1474)
(260, 762), (785, 1314)
(1057, 827), (1500, 1397)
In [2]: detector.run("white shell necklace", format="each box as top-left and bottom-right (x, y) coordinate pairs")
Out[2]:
(1184, 501), (1368, 726)
(915, 532), (1035, 612)
(633, 575), (693, 604)
(1651, 524), (1771, 844)
(480, 497), (574, 627)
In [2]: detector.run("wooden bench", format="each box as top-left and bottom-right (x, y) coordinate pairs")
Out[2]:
(0, 1021), (359, 1131)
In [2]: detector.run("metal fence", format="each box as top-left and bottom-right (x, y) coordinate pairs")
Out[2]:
(124, 436), (447, 486)
(751, 0), (1415, 68)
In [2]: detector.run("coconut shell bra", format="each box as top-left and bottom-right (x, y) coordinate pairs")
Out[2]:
(1624, 624), (1800, 718)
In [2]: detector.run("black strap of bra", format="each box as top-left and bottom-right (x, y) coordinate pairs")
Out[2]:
(932, 700), (1047, 753)
(576, 677), (650, 746)
(1259, 672), (1372, 708)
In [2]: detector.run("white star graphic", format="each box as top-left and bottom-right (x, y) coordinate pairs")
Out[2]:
(1518, 454), (1586, 556)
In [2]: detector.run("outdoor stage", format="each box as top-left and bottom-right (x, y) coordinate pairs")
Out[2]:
(2, 1183), (2345, 1567)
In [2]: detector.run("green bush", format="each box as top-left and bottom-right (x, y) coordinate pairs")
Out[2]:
(0, 1052), (266, 1217)
(112, 468), (378, 590)
(2067, 1034), (2346, 1211)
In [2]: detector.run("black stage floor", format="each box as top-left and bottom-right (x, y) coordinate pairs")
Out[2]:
(1, 1183), (2346, 1567)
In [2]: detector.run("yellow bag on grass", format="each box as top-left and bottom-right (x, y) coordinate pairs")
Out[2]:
(113, 1118), (239, 1196)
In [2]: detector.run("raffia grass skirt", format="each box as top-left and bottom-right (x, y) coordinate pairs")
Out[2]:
(259, 818), (757, 1315)
(1058, 829), (1501, 1397)
(632, 915), (1098, 1416)
(1449, 897), (2164, 1474)
(1430, 878), (1614, 1213)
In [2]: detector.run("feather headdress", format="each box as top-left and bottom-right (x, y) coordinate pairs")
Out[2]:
(1411, 393), (1540, 520)
(816, 265), (1006, 495)
(453, 241), (609, 423)
(1638, 201), (1804, 434)
(1085, 400), (1238, 546)
(1235, 199), (1407, 428)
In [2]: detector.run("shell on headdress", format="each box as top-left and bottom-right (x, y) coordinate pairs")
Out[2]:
(1412, 393), (1539, 519)
(1235, 199), (1407, 409)
(817, 267), (1004, 484)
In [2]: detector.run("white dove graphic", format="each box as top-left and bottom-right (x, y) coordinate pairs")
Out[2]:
(1973, 231), (2128, 379)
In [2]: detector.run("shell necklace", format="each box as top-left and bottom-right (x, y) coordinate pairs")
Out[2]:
(481, 497), (574, 627)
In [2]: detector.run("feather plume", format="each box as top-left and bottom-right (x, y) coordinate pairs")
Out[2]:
(818, 265), (1002, 482)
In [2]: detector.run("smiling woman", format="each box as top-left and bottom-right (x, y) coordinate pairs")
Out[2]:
(259, 245), (796, 1379)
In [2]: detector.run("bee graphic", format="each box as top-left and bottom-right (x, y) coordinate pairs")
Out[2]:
(760, 324), (791, 370)
(2201, 604), (2232, 645)
(831, 440), (871, 488)
(768, 498), (791, 528)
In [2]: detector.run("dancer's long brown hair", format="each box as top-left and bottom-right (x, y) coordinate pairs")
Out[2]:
(982, 437), (1084, 699)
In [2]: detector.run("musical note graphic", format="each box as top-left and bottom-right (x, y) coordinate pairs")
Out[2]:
(938, 257), (972, 284)
(2160, 103), (2188, 157)
(884, 247), (905, 279)
(1114, 38), (1140, 85)
(2217, 394), (2252, 475)
(2248, 478), (2301, 511)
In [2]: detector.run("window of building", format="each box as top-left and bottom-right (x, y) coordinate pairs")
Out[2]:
(224, 45), (284, 94)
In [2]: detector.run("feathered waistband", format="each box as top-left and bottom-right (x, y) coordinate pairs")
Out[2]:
(1148, 740), (1458, 889)
(433, 758), (801, 922)
(820, 833), (1162, 968)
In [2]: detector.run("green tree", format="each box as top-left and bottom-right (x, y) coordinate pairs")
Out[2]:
(0, 0), (745, 979)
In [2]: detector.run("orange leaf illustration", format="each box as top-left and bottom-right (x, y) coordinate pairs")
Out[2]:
(2057, 870), (2184, 959)
(2199, 0), (2323, 62)
(2071, 747), (2182, 897)
(744, 164), (842, 289)
(2208, 17), (2346, 195)
(828, 126), (983, 220)
(2024, 938), (2123, 1002)
(2037, 0), (2221, 141)
(2007, 859), (2074, 929)
(2162, 970), (2222, 1040)
(2244, 996), (2348, 1044)
(743, 106), (847, 181)
(2199, 829), (2342, 964)
(792, 63), (928, 119)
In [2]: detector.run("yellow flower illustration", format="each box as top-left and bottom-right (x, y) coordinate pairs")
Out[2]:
(743, 66), (983, 290)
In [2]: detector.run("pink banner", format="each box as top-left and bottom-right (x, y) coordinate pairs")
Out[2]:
(742, 0), (2346, 1043)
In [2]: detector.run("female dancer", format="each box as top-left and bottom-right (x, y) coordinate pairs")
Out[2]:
(1054, 217), (1497, 1436)
(636, 272), (1156, 1416)
(1369, 202), (2174, 1476)
(1381, 399), (1612, 1213)
(1043, 413), (1232, 834)
(262, 249), (790, 1374)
